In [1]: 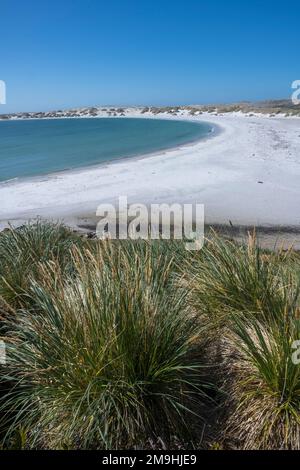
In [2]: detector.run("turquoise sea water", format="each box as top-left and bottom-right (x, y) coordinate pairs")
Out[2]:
(0, 118), (212, 182)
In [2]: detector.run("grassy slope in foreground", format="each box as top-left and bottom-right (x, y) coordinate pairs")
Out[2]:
(0, 222), (300, 449)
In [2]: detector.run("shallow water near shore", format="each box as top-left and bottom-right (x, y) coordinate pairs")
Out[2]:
(0, 117), (212, 182)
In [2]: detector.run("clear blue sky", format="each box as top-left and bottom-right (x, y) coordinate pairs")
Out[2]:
(1, 0), (300, 113)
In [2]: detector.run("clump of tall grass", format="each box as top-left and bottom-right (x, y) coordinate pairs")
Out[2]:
(181, 231), (300, 449)
(185, 232), (295, 329)
(0, 221), (81, 309)
(225, 296), (300, 449)
(0, 240), (211, 449)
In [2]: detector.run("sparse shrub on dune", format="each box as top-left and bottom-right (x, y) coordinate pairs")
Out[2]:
(0, 241), (212, 449)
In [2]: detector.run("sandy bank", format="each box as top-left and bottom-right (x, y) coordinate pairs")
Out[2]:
(0, 110), (300, 233)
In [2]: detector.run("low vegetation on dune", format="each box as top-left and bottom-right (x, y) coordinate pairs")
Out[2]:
(1, 222), (300, 449)
(2, 100), (300, 121)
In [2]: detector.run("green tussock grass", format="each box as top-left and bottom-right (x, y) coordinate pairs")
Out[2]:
(0, 237), (212, 449)
(184, 232), (297, 329)
(179, 231), (300, 449)
(1, 223), (300, 449)
(225, 302), (300, 449)
(0, 221), (82, 310)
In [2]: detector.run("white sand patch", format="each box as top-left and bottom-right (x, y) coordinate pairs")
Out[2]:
(0, 111), (300, 229)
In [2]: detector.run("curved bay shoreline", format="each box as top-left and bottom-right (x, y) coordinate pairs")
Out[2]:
(1, 109), (300, 247)
(0, 117), (216, 186)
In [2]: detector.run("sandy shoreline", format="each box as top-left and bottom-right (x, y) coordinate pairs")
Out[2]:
(1, 109), (300, 238)
(0, 117), (218, 187)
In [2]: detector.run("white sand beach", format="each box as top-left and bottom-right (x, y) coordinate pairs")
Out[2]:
(1, 110), (300, 231)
